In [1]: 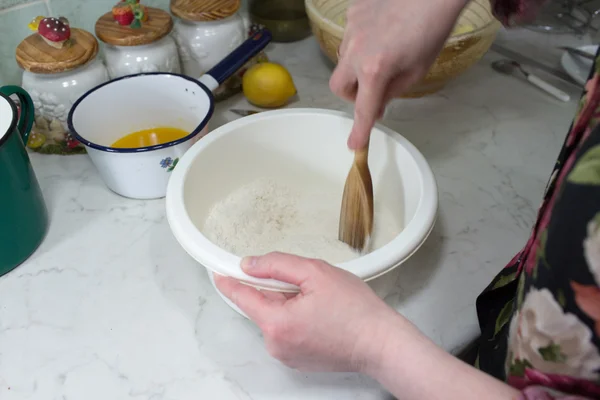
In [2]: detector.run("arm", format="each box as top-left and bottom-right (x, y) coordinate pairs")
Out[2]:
(361, 310), (519, 400)
(215, 253), (520, 400)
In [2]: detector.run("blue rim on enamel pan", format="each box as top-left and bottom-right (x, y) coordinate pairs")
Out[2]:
(67, 72), (215, 154)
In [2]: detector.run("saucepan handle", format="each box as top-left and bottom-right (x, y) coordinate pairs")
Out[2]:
(198, 29), (272, 92)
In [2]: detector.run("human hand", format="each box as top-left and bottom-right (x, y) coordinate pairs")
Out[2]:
(215, 253), (520, 400)
(214, 252), (405, 373)
(330, 0), (469, 149)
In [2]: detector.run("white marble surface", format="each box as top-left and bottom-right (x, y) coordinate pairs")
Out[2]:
(0, 29), (588, 399)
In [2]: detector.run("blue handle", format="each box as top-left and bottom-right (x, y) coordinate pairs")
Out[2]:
(205, 29), (272, 85)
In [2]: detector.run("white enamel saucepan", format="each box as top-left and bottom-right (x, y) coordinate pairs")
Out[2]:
(68, 29), (272, 200)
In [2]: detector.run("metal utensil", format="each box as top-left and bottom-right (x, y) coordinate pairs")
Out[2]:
(492, 60), (571, 102)
(491, 43), (583, 88)
(559, 46), (595, 60)
(230, 109), (261, 117)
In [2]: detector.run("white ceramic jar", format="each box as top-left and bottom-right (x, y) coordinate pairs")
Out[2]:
(95, 6), (181, 79)
(16, 26), (109, 154)
(103, 36), (181, 78)
(170, 0), (246, 78)
(21, 58), (108, 127)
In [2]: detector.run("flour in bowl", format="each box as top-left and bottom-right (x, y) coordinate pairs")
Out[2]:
(202, 177), (400, 264)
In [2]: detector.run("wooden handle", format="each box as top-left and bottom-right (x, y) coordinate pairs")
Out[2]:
(354, 141), (369, 164)
(526, 74), (570, 102)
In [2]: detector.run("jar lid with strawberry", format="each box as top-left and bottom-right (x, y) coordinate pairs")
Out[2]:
(95, 0), (174, 47)
(95, 0), (181, 79)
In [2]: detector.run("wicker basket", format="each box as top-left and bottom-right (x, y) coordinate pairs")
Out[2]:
(305, 0), (501, 97)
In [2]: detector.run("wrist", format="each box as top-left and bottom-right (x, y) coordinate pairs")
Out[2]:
(352, 306), (424, 378)
(356, 310), (520, 400)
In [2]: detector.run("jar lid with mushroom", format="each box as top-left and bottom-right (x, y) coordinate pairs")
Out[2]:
(95, 0), (181, 78)
(16, 16), (109, 155)
(18, 16), (99, 74)
(170, 0), (270, 101)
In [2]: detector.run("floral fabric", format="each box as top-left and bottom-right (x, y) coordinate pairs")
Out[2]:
(491, 0), (547, 26)
(476, 3), (600, 398)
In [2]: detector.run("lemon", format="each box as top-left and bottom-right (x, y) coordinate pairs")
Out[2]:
(242, 62), (297, 108)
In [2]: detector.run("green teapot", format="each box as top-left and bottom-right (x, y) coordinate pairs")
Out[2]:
(0, 86), (48, 277)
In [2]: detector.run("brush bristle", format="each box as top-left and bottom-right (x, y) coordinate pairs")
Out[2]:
(339, 162), (374, 251)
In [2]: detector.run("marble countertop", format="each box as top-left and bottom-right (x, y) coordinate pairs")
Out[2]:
(0, 28), (591, 399)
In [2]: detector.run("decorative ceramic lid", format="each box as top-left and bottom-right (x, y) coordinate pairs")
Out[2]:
(170, 0), (241, 22)
(16, 16), (99, 74)
(96, 5), (174, 46)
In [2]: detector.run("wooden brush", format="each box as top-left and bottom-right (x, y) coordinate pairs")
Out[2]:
(339, 141), (374, 252)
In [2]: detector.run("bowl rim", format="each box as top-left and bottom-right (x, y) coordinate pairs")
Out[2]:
(67, 72), (215, 154)
(304, 0), (500, 44)
(166, 108), (438, 292)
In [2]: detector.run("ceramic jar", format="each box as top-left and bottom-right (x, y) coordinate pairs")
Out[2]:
(95, 6), (181, 78)
(171, 15), (245, 78)
(16, 24), (109, 154)
(170, 0), (251, 99)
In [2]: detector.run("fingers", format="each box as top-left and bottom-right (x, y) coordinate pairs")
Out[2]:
(331, 34), (357, 101)
(261, 289), (296, 302)
(214, 274), (278, 323)
(330, 60), (358, 103)
(241, 252), (319, 288)
(385, 73), (417, 101)
(348, 69), (388, 150)
(332, 34), (388, 149)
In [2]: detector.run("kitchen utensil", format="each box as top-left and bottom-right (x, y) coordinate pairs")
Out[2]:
(492, 59), (571, 102)
(559, 46), (595, 60)
(305, 0), (501, 97)
(68, 29), (272, 200)
(491, 43), (583, 88)
(166, 108), (438, 292)
(561, 44), (598, 86)
(230, 109), (261, 116)
(0, 86), (48, 277)
(339, 143), (373, 251)
(249, 0), (311, 42)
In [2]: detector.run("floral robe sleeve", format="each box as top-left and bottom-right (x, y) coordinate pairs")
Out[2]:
(476, 2), (600, 399)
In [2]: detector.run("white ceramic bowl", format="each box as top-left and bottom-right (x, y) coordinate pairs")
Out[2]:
(68, 73), (213, 200)
(166, 109), (438, 292)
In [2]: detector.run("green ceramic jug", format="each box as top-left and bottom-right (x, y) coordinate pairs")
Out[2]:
(0, 85), (48, 277)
